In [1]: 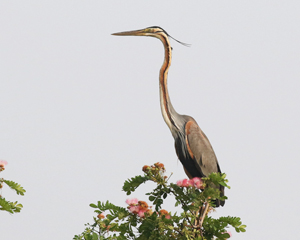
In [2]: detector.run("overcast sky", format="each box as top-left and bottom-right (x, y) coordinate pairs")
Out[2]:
(1, 1), (300, 239)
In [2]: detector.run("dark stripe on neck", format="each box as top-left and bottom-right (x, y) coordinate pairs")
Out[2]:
(159, 33), (177, 129)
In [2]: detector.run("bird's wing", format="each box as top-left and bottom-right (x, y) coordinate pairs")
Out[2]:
(185, 120), (220, 177)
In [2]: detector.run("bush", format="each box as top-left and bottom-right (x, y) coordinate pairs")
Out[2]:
(74, 163), (246, 240)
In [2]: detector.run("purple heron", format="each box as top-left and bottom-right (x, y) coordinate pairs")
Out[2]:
(112, 27), (224, 207)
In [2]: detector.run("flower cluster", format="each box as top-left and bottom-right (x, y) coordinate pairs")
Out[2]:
(126, 198), (172, 220)
(96, 213), (111, 231)
(142, 162), (165, 173)
(159, 209), (171, 219)
(176, 177), (204, 189)
(126, 198), (152, 218)
(0, 160), (7, 172)
(142, 162), (166, 183)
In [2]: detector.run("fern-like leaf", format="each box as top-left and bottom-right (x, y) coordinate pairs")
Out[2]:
(0, 197), (23, 213)
(3, 180), (26, 196)
(122, 175), (149, 195)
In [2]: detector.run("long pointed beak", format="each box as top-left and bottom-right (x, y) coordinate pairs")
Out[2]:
(111, 29), (146, 36)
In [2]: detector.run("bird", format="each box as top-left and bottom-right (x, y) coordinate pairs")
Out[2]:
(112, 26), (224, 207)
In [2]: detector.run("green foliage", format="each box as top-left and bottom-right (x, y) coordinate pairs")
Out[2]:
(0, 166), (26, 214)
(123, 175), (150, 195)
(3, 180), (26, 196)
(75, 163), (246, 239)
(0, 197), (23, 213)
(203, 217), (245, 240)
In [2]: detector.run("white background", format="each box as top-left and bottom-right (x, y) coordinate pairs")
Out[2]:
(1, 1), (299, 239)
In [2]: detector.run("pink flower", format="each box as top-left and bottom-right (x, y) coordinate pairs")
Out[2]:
(182, 179), (194, 187)
(187, 179), (194, 187)
(192, 177), (203, 189)
(176, 179), (183, 187)
(0, 160), (7, 168)
(129, 205), (140, 214)
(138, 209), (146, 218)
(226, 231), (232, 237)
(177, 178), (204, 189)
(182, 179), (189, 187)
(126, 198), (138, 205)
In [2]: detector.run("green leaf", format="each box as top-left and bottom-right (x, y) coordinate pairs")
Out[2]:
(0, 197), (23, 213)
(149, 196), (155, 201)
(0, 197), (13, 213)
(122, 175), (149, 195)
(3, 180), (26, 196)
(222, 233), (230, 238)
(91, 232), (98, 240)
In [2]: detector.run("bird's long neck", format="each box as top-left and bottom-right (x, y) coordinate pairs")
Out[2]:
(159, 34), (180, 135)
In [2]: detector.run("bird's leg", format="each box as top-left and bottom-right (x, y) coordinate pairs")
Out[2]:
(192, 202), (207, 239)
(199, 202), (209, 228)
(192, 205), (206, 239)
(194, 201), (207, 227)
(194, 206), (203, 227)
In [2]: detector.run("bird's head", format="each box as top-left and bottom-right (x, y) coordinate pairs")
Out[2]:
(112, 26), (167, 38)
(112, 26), (190, 47)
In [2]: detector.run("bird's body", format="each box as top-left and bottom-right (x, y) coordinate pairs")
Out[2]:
(112, 26), (224, 207)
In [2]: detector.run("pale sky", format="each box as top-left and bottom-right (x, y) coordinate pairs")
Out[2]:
(1, 1), (300, 239)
